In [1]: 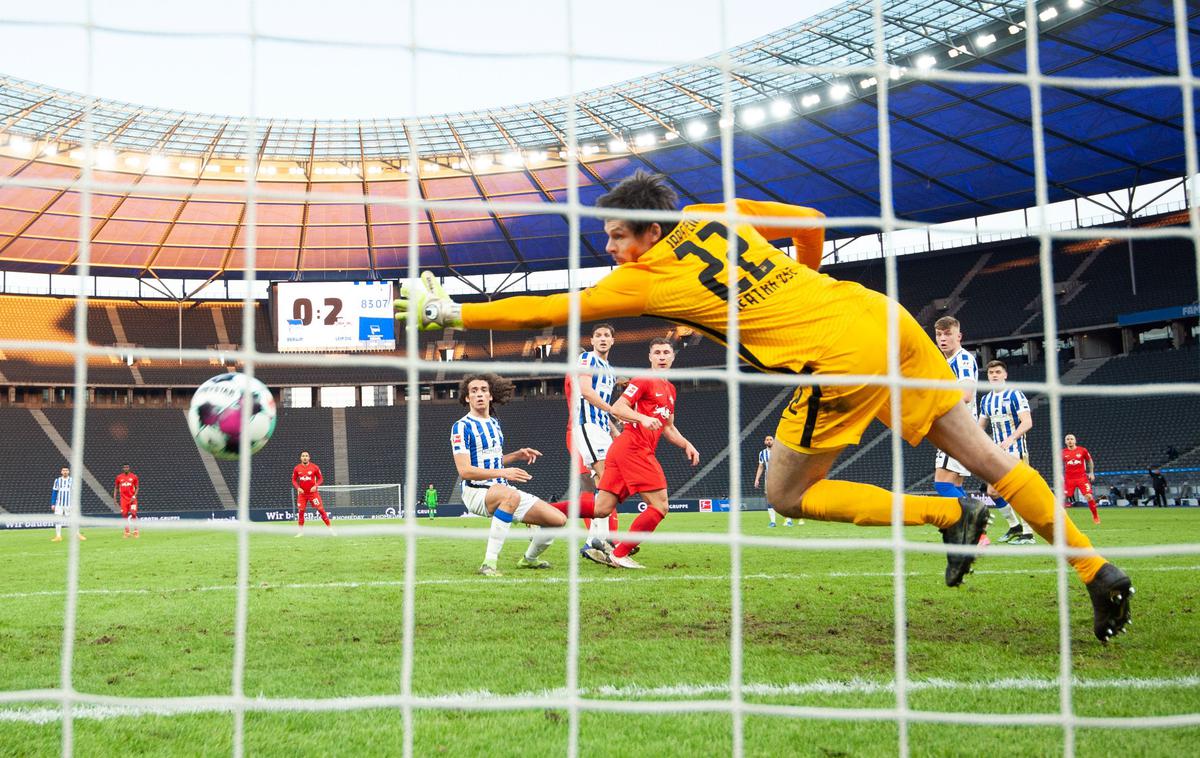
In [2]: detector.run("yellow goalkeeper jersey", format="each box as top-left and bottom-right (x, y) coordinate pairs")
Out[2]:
(460, 199), (868, 373)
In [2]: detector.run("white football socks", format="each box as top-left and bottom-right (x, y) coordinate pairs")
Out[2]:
(767, 507), (777, 525)
(524, 531), (555, 560)
(485, 511), (514, 563)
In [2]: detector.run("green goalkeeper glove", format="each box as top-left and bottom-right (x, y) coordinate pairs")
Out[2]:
(394, 271), (463, 331)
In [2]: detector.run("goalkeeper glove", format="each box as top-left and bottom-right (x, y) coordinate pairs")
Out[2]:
(394, 271), (463, 331)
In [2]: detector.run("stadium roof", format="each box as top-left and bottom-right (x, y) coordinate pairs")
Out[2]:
(0, 0), (1193, 279)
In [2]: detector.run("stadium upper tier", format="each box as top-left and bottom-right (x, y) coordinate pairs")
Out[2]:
(0, 0), (1192, 277)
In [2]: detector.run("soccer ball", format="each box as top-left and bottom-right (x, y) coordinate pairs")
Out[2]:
(187, 373), (277, 459)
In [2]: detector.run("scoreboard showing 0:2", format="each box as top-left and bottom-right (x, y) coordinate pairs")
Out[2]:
(274, 281), (396, 352)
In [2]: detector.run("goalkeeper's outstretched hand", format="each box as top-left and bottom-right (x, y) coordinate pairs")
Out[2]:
(394, 271), (463, 331)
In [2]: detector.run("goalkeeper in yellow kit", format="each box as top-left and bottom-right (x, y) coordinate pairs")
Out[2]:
(396, 171), (1132, 643)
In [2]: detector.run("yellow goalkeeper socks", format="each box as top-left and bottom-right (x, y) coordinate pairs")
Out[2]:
(993, 461), (1107, 584)
(801, 480), (961, 529)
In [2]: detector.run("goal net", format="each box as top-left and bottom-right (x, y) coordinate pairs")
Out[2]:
(0, 0), (1197, 756)
(293, 483), (404, 517)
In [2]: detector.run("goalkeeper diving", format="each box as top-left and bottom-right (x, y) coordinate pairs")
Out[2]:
(395, 171), (1132, 643)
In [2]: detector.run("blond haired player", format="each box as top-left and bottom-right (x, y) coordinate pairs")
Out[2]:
(397, 171), (1132, 642)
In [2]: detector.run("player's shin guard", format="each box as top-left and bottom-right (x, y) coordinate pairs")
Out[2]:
(549, 491), (595, 518)
(800, 480), (961, 529)
(612, 508), (663, 559)
(1087, 498), (1099, 520)
(994, 462), (1107, 583)
(486, 509), (514, 563)
(297, 503), (306, 527)
(993, 498), (1021, 528)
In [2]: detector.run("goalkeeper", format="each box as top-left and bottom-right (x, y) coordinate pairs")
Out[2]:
(396, 171), (1132, 643)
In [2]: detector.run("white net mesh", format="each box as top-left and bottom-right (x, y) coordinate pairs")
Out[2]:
(0, 0), (1198, 756)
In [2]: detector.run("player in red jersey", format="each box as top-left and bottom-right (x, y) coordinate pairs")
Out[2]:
(582, 337), (699, 569)
(1063, 434), (1100, 524)
(292, 450), (332, 536)
(113, 464), (140, 538)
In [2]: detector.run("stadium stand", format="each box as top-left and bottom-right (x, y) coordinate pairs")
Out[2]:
(0, 409), (80, 515)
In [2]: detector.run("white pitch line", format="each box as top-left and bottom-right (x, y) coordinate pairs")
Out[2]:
(2, 675), (1198, 725)
(2, 564), (1198, 602)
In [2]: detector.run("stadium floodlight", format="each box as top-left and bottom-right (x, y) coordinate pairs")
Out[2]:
(1009, 24), (1021, 34)
(147, 154), (168, 172)
(634, 132), (656, 147)
(801, 93), (821, 108)
(178, 160), (197, 172)
(96, 148), (116, 168)
(915, 54), (936, 70)
(263, 165), (279, 175)
(527, 150), (547, 162)
(664, 130), (679, 141)
(1067, 0), (1084, 7)
(124, 155), (143, 168)
(581, 143), (601, 155)
(890, 66), (904, 79)
(977, 32), (997, 48)
(770, 98), (792, 118)
(829, 84), (850, 101)
(685, 120), (708, 138)
(501, 151), (523, 167)
(337, 165), (352, 175)
(472, 153), (494, 170)
(859, 77), (877, 89)
(42, 143), (58, 157)
(740, 106), (765, 126)
(288, 165), (305, 175)
(9, 136), (31, 156)
(367, 165), (383, 174)
(607, 138), (628, 153)
(204, 163), (220, 173)
(1040, 7), (1059, 21)
(234, 165), (246, 174)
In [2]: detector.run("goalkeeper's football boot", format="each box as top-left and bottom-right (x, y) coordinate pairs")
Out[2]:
(941, 497), (990, 587)
(998, 525), (1024, 543)
(1087, 563), (1133, 643)
(477, 562), (503, 577)
(517, 556), (551, 569)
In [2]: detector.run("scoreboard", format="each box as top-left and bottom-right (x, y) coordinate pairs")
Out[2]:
(274, 281), (396, 352)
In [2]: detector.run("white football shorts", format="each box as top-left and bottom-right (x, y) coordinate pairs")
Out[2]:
(52, 503), (70, 517)
(935, 449), (971, 477)
(461, 484), (540, 522)
(572, 422), (612, 467)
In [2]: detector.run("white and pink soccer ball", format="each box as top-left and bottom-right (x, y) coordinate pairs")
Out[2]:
(187, 373), (277, 459)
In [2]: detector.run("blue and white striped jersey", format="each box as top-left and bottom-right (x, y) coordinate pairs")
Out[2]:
(980, 389), (1030, 457)
(573, 350), (616, 431)
(52, 475), (72, 507)
(451, 414), (507, 491)
(758, 448), (770, 472)
(947, 347), (978, 418)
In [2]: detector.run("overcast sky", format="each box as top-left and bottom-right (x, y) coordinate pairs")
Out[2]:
(0, 0), (839, 119)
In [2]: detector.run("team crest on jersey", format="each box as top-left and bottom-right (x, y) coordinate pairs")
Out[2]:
(652, 405), (671, 419)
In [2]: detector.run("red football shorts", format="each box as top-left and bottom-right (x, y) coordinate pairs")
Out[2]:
(120, 497), (137, 516)
(297, 491), (322, 509)
(1064, 478), (1092, 498)
(599, 444), (667, 502)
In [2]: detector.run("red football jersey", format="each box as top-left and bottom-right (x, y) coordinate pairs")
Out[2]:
(292, 463), (323, 492)
(115, 472), (138, 499)
(1062, 447), (1091, 478)
(619, 375), (676, 450)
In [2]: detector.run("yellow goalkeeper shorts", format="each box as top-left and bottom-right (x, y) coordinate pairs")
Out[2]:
(774, 289), (961, 454)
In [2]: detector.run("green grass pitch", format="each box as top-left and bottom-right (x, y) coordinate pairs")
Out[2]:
(1, 509), (1198, 757)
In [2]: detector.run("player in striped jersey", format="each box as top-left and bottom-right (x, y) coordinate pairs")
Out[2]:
(978, 360), (1036, 544)
(932, 317), (976, 499)
(566, 324), (620, 551)
(50, 466), (86, 542)
(754, 436), (795, 527)
(453, 373), (601, 576)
